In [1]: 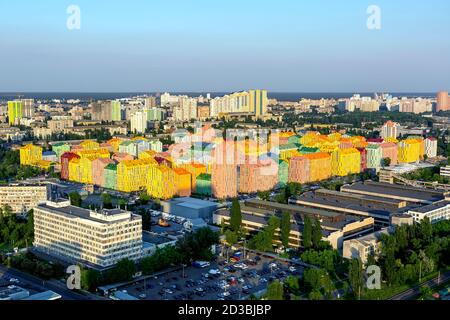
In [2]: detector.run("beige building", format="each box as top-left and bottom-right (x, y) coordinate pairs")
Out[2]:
(33, 199), (143, 269)
(343, 229), (390, 264)
(0, 184), (48, 213)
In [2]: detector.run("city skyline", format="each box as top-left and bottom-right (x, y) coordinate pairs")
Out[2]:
(1, 0), (450, 92)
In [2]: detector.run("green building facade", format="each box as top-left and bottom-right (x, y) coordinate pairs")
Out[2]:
(278, 160), (289, 187)
(8, 101), (23, 125)
(103, 163), (117, 190)
(52, 142), (71, 160)
(196, 173), (212, 196)
(111, 100), (122, 121)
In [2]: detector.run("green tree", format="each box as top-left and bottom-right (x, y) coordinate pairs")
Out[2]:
(101, 193), (113, 209)
(118, 198), (127, 210)
(257, 191), (271, 201)
(229, 199), (242, 233)
(381, 157), (391, 167)
(419, 286), (433, 300)
(280, 212), (291, 249)
(225, 230), (238, 246)
(81, 268), (101, 291)
(69, 192), (82, 207)
(309, 289), (323, 300)
(302, 216), (312, 249)
(312, 217), (322, 249)
(348, 259), (364, 299)
(265, 280), (284, 300)
(287, 182), (302, 196)
(284, 276), (300, 295)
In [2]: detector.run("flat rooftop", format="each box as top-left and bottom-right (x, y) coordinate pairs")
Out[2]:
(244, 199), (343, 220)
(348, 229), (390, 246)
(163, 197), (218, 210)
(408, 200), (450, 213)
(314, 188), (406, 207)
(341, 182), (445, 204)
(294, 192), (395, 219)
(36, 202), (138, 224)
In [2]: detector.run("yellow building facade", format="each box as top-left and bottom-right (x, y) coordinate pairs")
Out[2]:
(147, 165), (176, 200)
(331, 148), (361, 176)
(20, 144), (42, 166)
(117, 158), (156, 192)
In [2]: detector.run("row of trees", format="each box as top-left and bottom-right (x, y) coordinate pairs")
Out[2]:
(81, 258), (136, 291)
(223, 199), (327, 254)
(1, 251), (65, 280)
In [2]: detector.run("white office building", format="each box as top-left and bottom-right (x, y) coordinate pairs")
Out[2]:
(33, 199), (143, 269)
(408, 201), (450, 224)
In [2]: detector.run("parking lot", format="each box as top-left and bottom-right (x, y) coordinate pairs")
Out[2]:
(115, 250), (304, 300)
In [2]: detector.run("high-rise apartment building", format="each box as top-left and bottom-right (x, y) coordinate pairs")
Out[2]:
(210, 90), (268, 118)
(33, 199), (143, 269)
(249, 90), (268, 118)
(173, 97), (197, 121)
(437, 91), (449, 112)
(144, 96), (157, 108)
(399, 98), (432, 114)
(8, 101), (23, 125)
(130, 111), (148, 133)
(111, 100), (122, 121)
(21, 99), (35, 118)
(91, 100), (121, 121)
(380, 121), (400, 139)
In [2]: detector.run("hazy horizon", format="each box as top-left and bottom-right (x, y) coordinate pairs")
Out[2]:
(1, 0), (449, 92)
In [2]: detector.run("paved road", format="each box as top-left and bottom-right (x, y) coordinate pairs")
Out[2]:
(0, 265), (104, 300)
(389, 271), (450, 300)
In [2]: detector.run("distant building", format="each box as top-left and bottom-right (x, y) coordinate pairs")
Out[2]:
(437, 91), (449, 112)
(380, 121), (400, 139)
(91, 100), (121, 122)
(0, 184), (48, 214)
(21, 99), (35, 118)
(130, 111), (148, 134)
(111, 100), (122, 121)
(33, 199), (143, 269)
(7, 101), (23, 125)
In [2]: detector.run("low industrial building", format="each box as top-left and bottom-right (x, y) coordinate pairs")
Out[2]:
(33, 199), (143, 269)
(291, 190), (399, 227)
(161, 197), (219, 220)
(341, 181), (446, 205)
(213, 200), (375, 251)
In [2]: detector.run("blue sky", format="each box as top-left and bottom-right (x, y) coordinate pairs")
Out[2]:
(0, 0), (449, 92)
